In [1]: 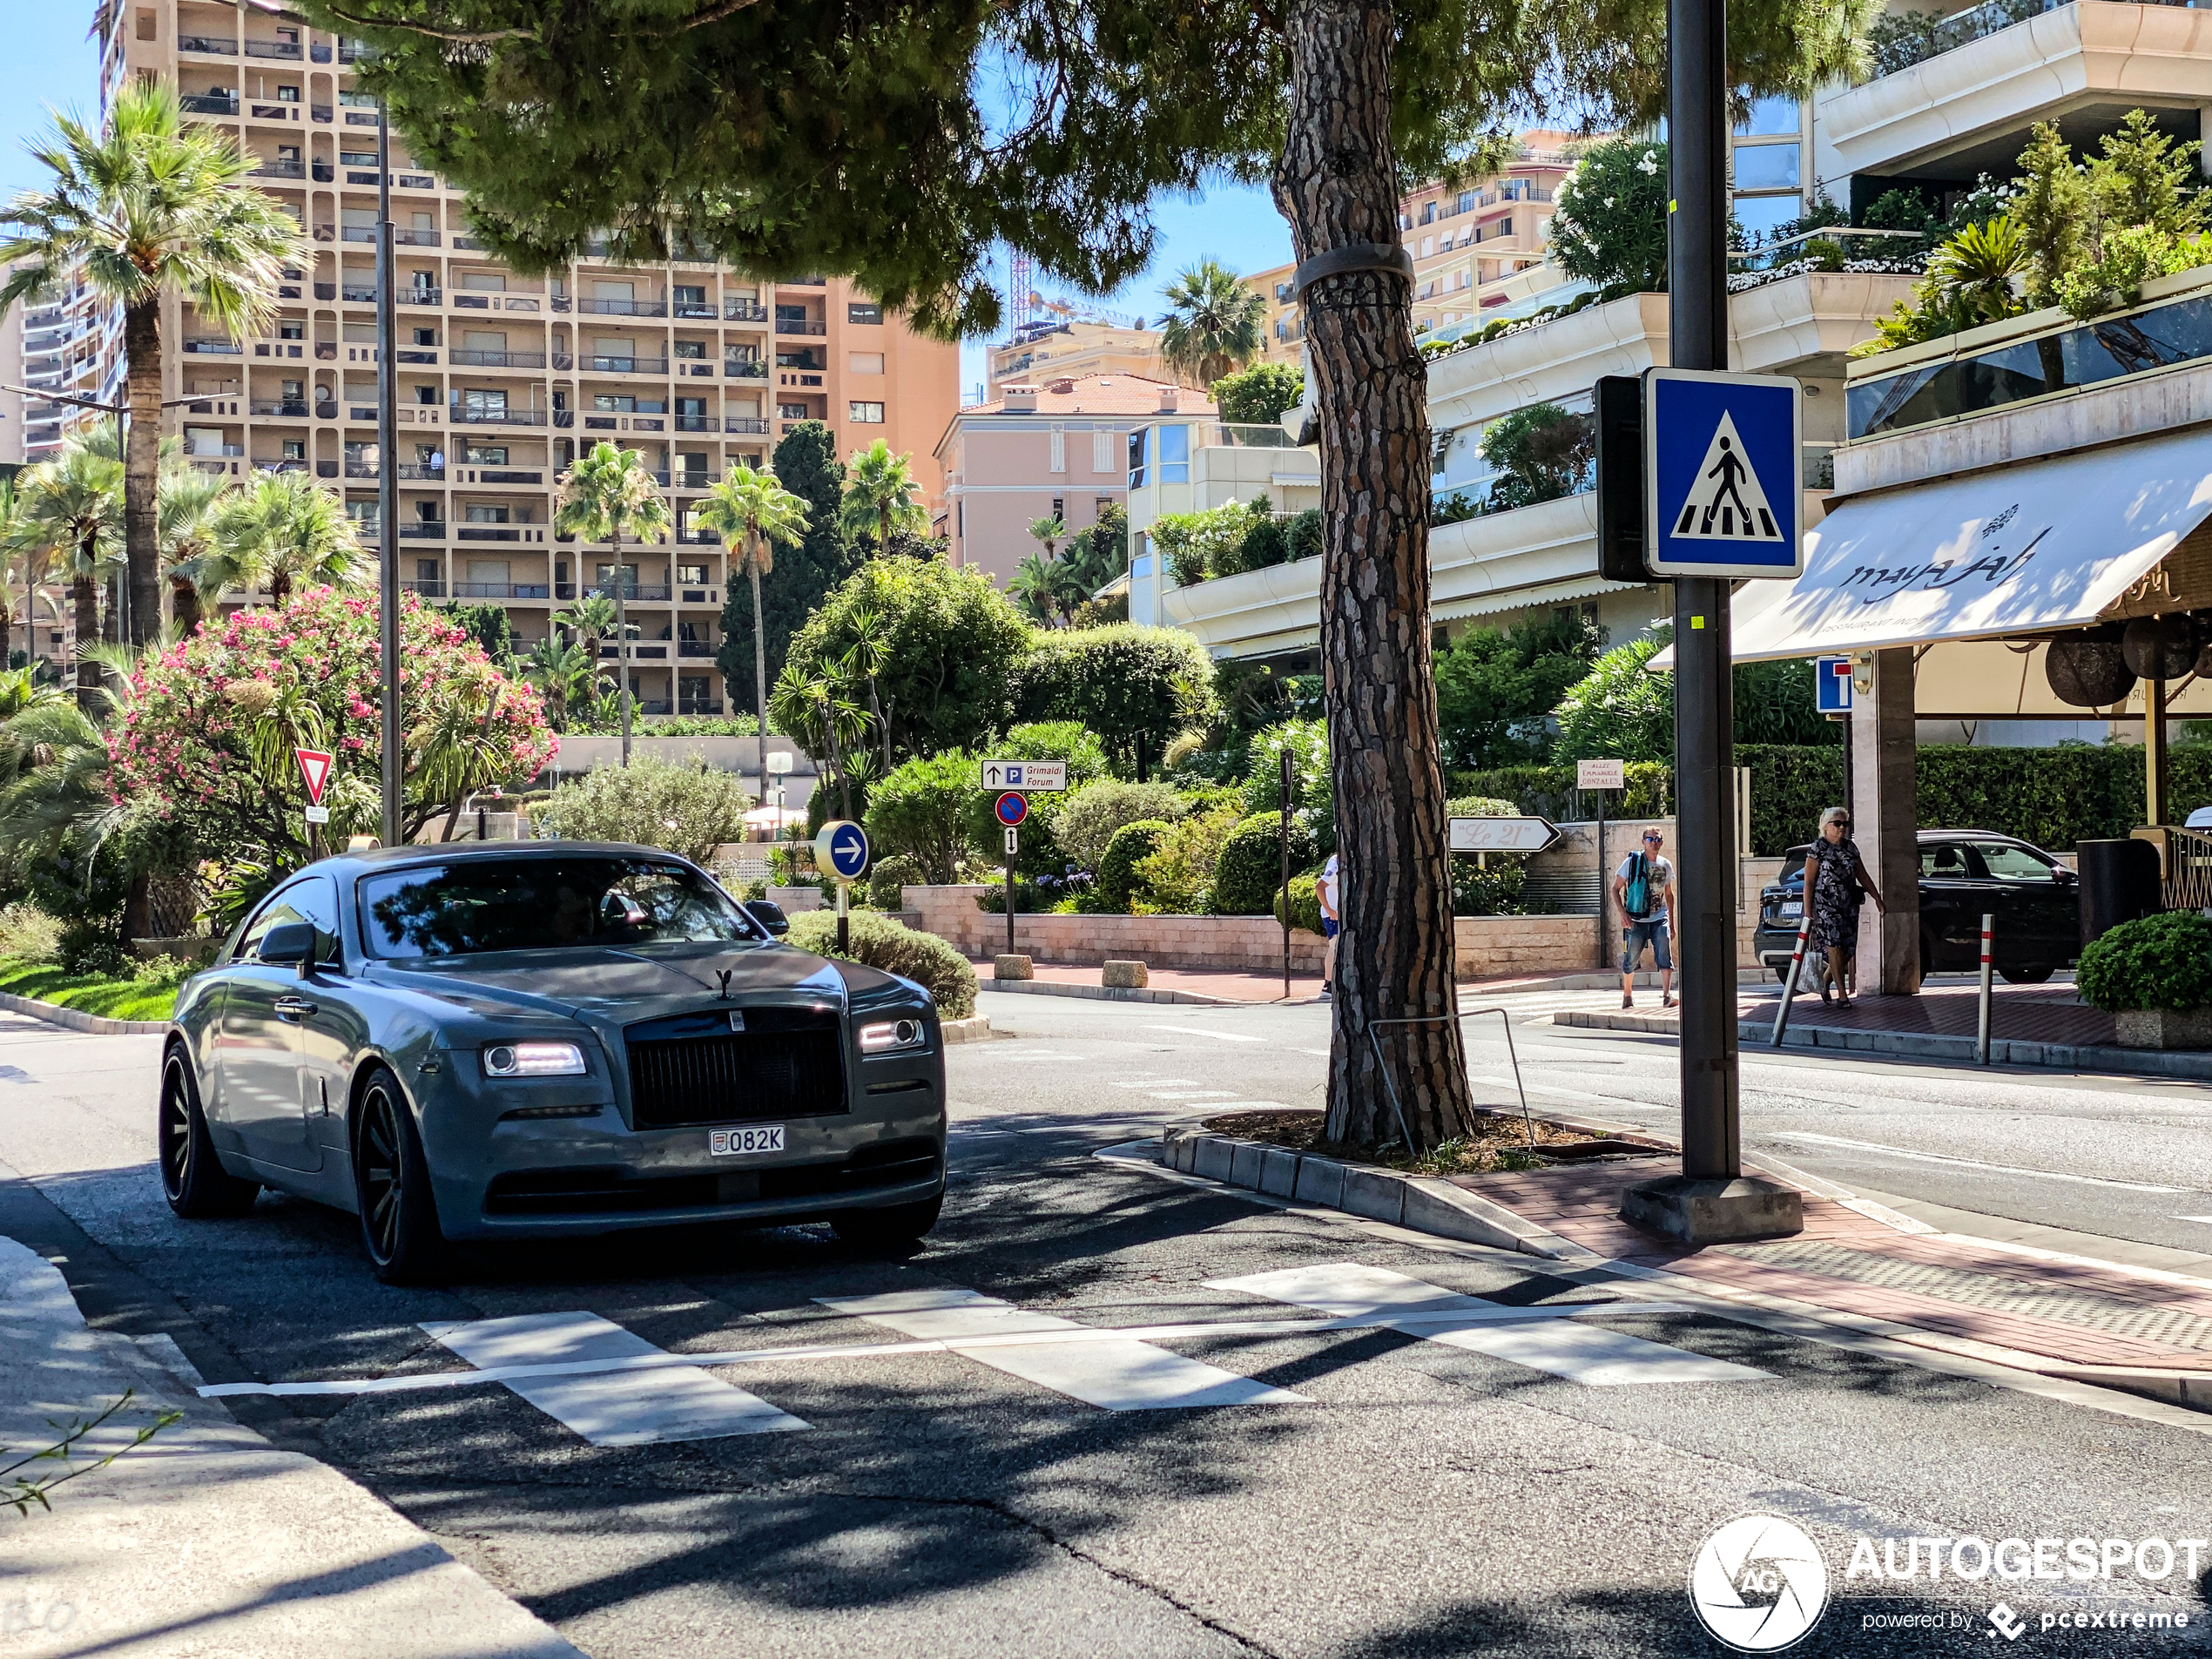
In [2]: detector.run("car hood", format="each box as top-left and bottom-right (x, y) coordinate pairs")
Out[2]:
(365, 942), (860, 1028)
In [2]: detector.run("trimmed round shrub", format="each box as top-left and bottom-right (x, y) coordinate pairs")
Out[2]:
(2078, 911), (2212, 1012)
(536, 754), (753, 864)
(1096, 819), (1170, 913)
(865, 751), (978, 886)
(867, 853), (923, 910)
(785, 909), (977, 1019)
(1211, 813), (1318, 916)
(1272, 872), (1323, 934)
(1049, 779), (1190, 868)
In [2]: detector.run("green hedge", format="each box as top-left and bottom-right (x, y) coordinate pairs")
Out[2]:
(785, 911), (978, 1020)
(2078, 911), (2212, 1012)
(1211, 813), (1318, 916)
(1457, 744), (2212, 857)
(1095, 819), (1170, 912)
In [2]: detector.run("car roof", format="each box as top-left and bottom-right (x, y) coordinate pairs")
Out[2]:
(313, 841), (708, 880)
(1774, 829), (2052, 862)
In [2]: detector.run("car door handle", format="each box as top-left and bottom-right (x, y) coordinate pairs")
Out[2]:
(273, 995), (318, 1021)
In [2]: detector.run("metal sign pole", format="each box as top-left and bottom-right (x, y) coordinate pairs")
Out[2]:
(1005, 830), (1016, 956)
(1977, 913), (1995, 1064)
(375, 100), (401, 847)
(838, 880), (850, 955)
(1279, 750), (1292, 1001)
(1595, 786), (1608, 970)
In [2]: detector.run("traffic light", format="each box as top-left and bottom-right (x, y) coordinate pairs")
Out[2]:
(1595, 374), (1649, 584)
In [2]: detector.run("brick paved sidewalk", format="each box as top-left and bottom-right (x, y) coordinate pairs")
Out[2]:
(1749, 980), (2115, 1048)
(1452, 1162), (2212, 1375)
(975, 961), (1687, 1006)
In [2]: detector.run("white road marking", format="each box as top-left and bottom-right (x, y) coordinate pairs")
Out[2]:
(1111, 1078), (1199, 1089)
(2173, 1217), (2212, 1225)
(205, 1300), (1709, 1401)
(817, 1287), (1312, 1411)
(1197, 1101), (1291, 1110)
(1206, 1263), (1769, 1386)
(420, 1312), (809, 1446)
(1767, 1132), (2189, 1193)
(1143, 1024), (1264, 1043)
(1147, 1090), (1240, 1101)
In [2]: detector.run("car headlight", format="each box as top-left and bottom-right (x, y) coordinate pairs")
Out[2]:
(482, 1042), (588, 1077)
(857, 1017), (928, 1055)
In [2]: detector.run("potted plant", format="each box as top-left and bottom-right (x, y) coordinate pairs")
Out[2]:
(2077, 911), (2212, 1049)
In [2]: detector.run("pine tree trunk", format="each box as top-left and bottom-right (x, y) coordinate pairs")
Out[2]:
(123, 300), (164, 647)
(71, 572), (99, 711)
(1273, 0), (1469, 1150)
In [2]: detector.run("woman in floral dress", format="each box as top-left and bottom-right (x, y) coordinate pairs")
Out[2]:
(1804, 806), (1885, 1008)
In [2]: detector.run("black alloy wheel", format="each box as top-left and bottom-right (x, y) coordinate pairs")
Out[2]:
(159, 1049), (260, 1217)
(352, 1068), (448, 1285)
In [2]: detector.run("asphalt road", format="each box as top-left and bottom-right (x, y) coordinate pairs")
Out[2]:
(6, 994), (2212, 1657)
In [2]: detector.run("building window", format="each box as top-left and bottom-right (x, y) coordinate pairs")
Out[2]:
(1735, 93), (1800, 137)
(1734, 144), (1800, 192)
(1050, 496), (1064, 521)
(1096, 496), (1113, 516)
(779, 401), (810, 420)
(677, 563), (710, 584)
(849, 351), (884, 374)
(465, 503), (510, 523)
(1049, 425), (1066, 473)
(593, 394), (635, 412)
(1157, 423), (1189, 484)
(1092, 428), (1115, 473)
(415, 385), (437, 405)
(463, 444), (507, 464)
(1128, 428), (1148, 489)
(847, 302), (883, 324)
(848, 401), (885, 422)
(1420, 201), (1435, 224)
(278, 320), (304, 340)
(412, 327), (435, 346)
(673, 340), (704, 359)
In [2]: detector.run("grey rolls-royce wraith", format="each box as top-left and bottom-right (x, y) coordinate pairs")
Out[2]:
(160, 843), (946, 1283)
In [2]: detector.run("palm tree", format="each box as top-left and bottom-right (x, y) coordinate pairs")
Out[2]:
(1157, 259), (1265, 388)
(691, 464), (811, 751)
(0, 479), (30, 667)
(182, 471), (370, 610)
(1027, 514), (1066, 564)
(156, 463), (226, 636)
(1007, 554), (1058, 625)
(768, 659), (869, 821)
(0, 80), (303, 646)
(522, 636), (598, 731)
(18, 437), (123, 711)
(838, 439), (928, 552)
(555, 442), (671, 765)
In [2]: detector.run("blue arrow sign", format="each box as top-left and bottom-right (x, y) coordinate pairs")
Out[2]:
(1815, 655), (1854, 715)
(816, 820), (870, 880)
(1642, 368), (1804, 578)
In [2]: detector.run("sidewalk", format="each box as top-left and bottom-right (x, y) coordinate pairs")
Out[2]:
(977, 961), (1709, 1007)
(1447, 1160), (2212, 1402)
(0, 1237), (583, 1659)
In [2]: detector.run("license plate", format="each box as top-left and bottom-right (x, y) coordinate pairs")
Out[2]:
(710, 1125), (785, 1157)
(1778, 902), (1802, 919)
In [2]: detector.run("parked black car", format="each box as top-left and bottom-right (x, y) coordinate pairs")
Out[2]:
(1752, 830), (2080, 983)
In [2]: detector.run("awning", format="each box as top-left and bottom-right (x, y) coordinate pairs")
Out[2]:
(1729, 427), (2212, 661)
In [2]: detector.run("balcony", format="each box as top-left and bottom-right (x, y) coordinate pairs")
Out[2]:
(253, 459), (311, 474)
(1818, 1), (2212, 179)
(249, 104), (298, 122)
(723, 415), (770, 434)
(402, 578), (445, 595)
(341, 226), (374, 243)
(185, 443), (243, 458)
(448, 407), (549, 425)
(258, 158), (305, 179)
(399, 523), (447, 539)
(672, 300), (717, 320)
(456, 525), (523, 541)
(725, 360), (767, 379)
(399, 287), (442, 306)
(348, 405), (378, 421)
(578, 355), (670, 375)
(591, 587), (672, 604)
(341, 284), (378, 303)
(676, 473), (711, 490)
(452, 234), (488, 251)
(244, 37), (303, 57)
(676, 700), (724, 716)
(184, 337), (244, 355)
(725, 300), (770, 321)
(393, 228), (441, 246)
(450, 582), (553, 600)
(577, 297), (668, 317)
(344, 462), (378, 478)
(180, 94), (239, 116)
(673, 414), (714, 432)
(450, 349), (549, 369)
(338, 40), (376, 62)
(398, 173), (435, 190)
(395, 463), (445, 479)
(311, 104), (332, 123)
(774, 317), (827, 335)
(249, 399), (309, 416)
(178, 34), (236, 52)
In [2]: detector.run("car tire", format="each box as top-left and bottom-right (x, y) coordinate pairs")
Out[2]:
(2000, 963), (2054, 985)
(352, 1067), (450, 1285)
(159, 1048), (260, 1218)
(831, 1190), (944, 1250)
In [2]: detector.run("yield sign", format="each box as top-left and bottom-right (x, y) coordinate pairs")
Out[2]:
(295, 748), (334, 806)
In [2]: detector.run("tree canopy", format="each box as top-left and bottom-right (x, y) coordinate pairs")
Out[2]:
(716, 423), (861, 714)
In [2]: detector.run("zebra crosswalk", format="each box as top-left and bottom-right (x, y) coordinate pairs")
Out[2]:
(200, 1264), (1767, 1446)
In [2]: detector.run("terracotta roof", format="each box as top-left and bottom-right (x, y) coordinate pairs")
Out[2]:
(959, 372), (1217, 417)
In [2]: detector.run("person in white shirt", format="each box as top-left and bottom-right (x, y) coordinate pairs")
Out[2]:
(1315, 852), (1340, 1001)
(1610, 828), (1675, 1011)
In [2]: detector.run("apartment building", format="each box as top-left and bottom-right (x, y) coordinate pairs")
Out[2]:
(987, 318), (1167, 398)
(99, 0), (956, 717)
(934, 373), (1213, 586)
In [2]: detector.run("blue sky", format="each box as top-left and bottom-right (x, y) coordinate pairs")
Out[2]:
(0, 17), (1294, 396)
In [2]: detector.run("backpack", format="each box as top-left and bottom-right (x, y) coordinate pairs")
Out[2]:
(1622, 853), (1652, 919)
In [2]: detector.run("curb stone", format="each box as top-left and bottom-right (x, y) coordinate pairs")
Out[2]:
(1552, 1007), (2212, 1082)
(980, 979), (1247, 1007)
(939, 1014), (995, 1044)
(0, 988), (169, 1037)
(1160, 1126), (1581, 1258)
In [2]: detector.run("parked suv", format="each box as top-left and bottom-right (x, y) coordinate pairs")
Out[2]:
(1752, 831), (2080, 984)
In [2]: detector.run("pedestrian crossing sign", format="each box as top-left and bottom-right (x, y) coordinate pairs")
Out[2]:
(1642, 368), (1804, 578)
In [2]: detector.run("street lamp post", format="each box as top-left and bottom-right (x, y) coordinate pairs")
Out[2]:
(375, 99), (401, 846)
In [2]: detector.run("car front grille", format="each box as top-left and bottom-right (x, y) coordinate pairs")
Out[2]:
(484, 1138), (941, 1217)
(624, 1007), (847, 1129)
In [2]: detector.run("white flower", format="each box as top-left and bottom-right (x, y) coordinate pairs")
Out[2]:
(1604, 196), (1616, 208)
(1637, 151), (1659, 175)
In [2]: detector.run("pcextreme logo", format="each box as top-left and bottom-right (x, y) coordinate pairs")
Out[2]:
(1689, 1515), (1831, 1652)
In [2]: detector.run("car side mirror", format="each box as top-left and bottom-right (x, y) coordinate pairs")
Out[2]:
(259, 921), (318, 974)
(744, 900), (790, 937)
(2054, 867), (2077, 884)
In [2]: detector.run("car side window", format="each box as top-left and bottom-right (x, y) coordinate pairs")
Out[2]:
(1973, 843), (2056, 883)
(1920, 844), (1969, 879)
(237, 876), (342, 962)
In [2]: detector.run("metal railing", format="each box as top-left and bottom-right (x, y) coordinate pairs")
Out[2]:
(179, 34), (236, 52)
(725, 300), (769, 321)
(1366, 1009), (1535, 1154)
(180, 94), (239, 116)
(577, 297), (667, 317)
(774, 317), (827, 335)
(450, 349), (548, 369)
(448, 407), (549, 425)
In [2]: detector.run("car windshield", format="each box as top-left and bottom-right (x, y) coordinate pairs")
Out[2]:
(1974, 843), (2057, 882)
(357, 857), (763, 958)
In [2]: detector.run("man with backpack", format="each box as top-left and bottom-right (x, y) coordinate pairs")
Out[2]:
(1611, 827), (1676, 1011)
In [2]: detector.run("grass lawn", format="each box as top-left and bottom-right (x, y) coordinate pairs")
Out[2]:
(0, 956), (178, 1022)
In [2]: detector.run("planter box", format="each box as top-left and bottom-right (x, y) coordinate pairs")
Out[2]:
(2114, 1006), (2212, 1050)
